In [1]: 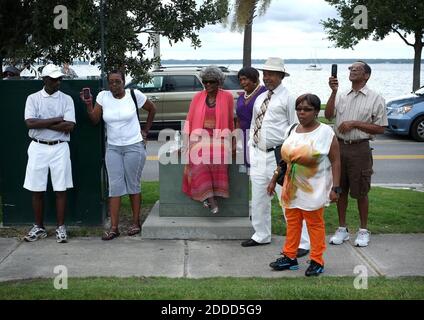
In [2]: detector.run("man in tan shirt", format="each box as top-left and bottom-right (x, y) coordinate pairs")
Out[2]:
(325, 61), (388, 247)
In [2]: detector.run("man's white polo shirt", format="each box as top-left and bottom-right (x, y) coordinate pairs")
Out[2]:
(24, 88), (76, 141)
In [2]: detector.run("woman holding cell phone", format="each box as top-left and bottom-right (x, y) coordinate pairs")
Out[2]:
(80, 70), (156, 240)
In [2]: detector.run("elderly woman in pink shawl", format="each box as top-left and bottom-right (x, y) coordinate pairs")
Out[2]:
(182, 66), (234, 214)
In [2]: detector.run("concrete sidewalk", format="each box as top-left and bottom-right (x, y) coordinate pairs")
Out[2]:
(0, 234), (423, 282)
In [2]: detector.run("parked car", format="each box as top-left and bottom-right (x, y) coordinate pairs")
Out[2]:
(126, 66), (243, 130)
(386, 86), (424, 142)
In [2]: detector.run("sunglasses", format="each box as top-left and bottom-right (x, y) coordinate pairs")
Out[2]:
(202, 80), (217, 85)
(295, 107), (315, 112)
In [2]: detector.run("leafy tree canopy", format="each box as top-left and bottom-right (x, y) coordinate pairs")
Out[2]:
(0, 0), (229, 81)
(322, 0), (424, 90)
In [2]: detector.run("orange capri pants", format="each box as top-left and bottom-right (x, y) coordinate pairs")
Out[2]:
(283, 207), (326, 266)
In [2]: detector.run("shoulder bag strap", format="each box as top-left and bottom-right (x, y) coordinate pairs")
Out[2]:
(130, 89), (140, 122)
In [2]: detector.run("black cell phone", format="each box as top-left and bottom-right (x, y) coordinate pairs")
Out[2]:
(331, 64), (338, 78)
(82, 87), (91, 100)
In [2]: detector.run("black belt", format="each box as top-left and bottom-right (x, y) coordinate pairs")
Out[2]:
(253, 144), (278, 152)
(32, 139), (65, 145)
(337, 138), (370, 145)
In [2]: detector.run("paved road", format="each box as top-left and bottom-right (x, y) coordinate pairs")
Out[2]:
(142, 132), (424, 184)
(371, 132), (424, 184)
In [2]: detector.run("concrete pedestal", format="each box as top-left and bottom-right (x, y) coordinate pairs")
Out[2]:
(141, 151), (253, 239)
(158, 152), (249, 217)
(141, 201), (254, 240)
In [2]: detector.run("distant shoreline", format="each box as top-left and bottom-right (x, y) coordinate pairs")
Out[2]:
(160, 59), (421, 65)
(69, 58), (422, 65)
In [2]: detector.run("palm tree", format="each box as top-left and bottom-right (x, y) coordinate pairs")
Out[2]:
(226, 0), (272, 67)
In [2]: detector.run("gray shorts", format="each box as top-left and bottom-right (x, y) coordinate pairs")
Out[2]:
(105, 141), (146, 197)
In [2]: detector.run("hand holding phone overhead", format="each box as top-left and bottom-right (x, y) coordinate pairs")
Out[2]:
(331, 64), (337, 78)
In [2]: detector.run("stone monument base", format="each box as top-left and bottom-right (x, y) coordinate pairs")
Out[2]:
(141, 201), (254, 240)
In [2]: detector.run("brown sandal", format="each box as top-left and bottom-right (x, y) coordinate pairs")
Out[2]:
(101, 229), (120, 241)
(127, 224), (141, 236)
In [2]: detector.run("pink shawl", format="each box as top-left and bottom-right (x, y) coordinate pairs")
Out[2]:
(183, 89), (234, 135)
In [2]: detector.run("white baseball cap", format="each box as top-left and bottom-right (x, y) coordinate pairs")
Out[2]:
(41, 64), (65, 78)
(258, 57), (290, 77)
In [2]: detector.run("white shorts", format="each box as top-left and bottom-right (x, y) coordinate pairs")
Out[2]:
(23, 141), (73, 192)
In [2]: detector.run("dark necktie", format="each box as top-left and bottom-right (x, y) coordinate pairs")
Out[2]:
(253, 90), (273, 145)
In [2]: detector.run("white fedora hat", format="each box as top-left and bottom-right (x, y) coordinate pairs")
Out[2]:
(258, 57), (290, 77)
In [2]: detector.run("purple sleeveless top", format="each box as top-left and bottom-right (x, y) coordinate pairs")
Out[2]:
(236, 85), (267, 166)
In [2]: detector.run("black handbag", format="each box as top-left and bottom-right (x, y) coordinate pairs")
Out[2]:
(274, 124), (297, 186)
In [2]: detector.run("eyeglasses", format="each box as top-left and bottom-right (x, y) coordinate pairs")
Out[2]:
(202, 80), (217, 85)
(295, 107), (315, 112)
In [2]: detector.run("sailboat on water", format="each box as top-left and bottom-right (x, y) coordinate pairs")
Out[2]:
(306, 53), (322, 71)
(306, 63), (322, 71)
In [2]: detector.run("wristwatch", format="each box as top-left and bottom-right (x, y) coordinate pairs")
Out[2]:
(332, 186), (342, 194)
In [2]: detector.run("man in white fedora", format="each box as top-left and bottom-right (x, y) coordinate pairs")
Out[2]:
(241, 57), (310, 258)
(23, 64), (76, 244)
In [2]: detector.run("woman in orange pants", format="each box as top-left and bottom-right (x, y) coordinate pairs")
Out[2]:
(267, 93), (340, 276)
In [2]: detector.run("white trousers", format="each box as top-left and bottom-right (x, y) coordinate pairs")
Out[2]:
(249, 146), (310, 249)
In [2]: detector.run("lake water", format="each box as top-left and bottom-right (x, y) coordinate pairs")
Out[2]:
(35, 62), (424, 102)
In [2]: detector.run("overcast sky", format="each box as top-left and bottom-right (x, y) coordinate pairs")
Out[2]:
(157, 0), (415, 60)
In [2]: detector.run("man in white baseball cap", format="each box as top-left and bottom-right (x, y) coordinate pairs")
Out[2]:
(23, 63), (75, 244)
(242, 57), (311, 258)
(41, 63), (65, 78)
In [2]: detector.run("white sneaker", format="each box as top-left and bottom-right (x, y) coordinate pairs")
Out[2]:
(24, 225), (47, 242)
(354, 229), (370, 247)
(329, 227), (349, 245)
(56, 225), (68, 243)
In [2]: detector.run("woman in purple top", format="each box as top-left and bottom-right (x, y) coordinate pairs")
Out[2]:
(236, 67), (267, 167)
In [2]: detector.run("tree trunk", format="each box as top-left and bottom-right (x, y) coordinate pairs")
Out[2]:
(242, 3), (256, 68)
(413, 33), (423, 91)
(243, 23), (252, 67)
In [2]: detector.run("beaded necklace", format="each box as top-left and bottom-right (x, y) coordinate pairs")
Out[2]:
(244, 84), (261, 101)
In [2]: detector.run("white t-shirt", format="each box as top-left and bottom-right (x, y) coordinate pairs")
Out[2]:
(281, 123), (335, 211)
(96, 89), (147, 146)
(25, 88), (75, 142)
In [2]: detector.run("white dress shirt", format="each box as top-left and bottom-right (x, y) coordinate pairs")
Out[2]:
(249, 83), (297, 150)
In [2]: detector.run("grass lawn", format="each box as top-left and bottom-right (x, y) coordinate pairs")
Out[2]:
(136, 182), (424, 236)
(1, 183), (423, 300)
(318, 116), (334, 125)
(2, 182), (423, 237)
(0, 276), (423, 300)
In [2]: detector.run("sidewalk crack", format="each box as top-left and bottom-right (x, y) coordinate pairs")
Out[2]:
(348, 243), (385, 277)
(0, 240), (22, 266)
(183, 240), (189, 278)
